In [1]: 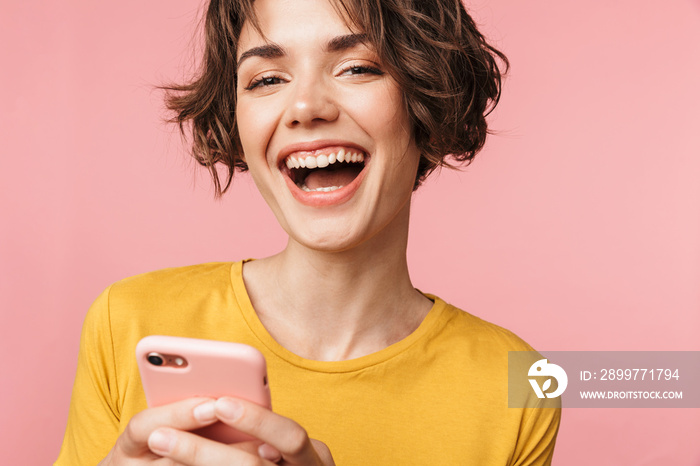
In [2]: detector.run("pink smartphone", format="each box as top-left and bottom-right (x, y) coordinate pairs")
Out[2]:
(136, 335), (272, 444)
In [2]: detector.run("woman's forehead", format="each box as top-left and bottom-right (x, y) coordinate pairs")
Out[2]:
(239, 0), (364, 40)
(237, 0), (366, 58)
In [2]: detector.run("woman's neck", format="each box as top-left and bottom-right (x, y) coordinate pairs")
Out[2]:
(241, 202), (433, 361)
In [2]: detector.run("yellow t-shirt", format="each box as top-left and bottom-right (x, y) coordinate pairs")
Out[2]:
(56, 261), (560, 465)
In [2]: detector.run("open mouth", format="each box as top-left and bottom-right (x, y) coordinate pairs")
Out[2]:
(282, 148), (368, 193)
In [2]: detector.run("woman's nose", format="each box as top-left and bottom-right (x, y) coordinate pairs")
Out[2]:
(283, 74), (340, 128)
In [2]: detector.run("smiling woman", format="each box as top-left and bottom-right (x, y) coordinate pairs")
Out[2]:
(233, 1), (422, 252)
(55, 0), (560, 465)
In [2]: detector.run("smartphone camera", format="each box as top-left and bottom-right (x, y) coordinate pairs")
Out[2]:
(147, 352), (164, 366)
(145, 351), (188, 368)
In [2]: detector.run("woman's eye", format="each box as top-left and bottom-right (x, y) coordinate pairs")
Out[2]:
(245, 76), (283, 90)
(342, 65), (384, 76)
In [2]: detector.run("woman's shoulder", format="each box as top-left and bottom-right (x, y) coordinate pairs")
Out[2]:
(80, 261), (245, 345)
(431, 296), (536, 353)
(87, 261), (237, 321)
(104, 261), (235, 300)
(113, 261), (235, 290)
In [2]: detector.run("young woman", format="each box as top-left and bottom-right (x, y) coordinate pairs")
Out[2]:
(56, 0), (560, 464)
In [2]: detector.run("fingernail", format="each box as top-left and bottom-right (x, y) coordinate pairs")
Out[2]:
(216, 398), (243, 421)
(193, 401), (216, 422)
(258, 443), (282, 462)
(148, 428), (175, 454)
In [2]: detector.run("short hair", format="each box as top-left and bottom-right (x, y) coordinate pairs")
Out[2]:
(164, 0), (508, 195)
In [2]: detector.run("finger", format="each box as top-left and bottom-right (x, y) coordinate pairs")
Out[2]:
(118, 397), (218, 457)
(214, 397), (320, 464)
(258, 443), (282, 463)
(148, 427), (278, 466)
(310, 439), (335, 465)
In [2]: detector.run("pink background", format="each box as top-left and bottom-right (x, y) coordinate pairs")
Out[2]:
(2, 1), (699, 464)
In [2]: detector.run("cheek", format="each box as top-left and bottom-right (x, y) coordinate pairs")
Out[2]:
(361, 84), (417, 169)
(375, 89), (420, 190)
(235, 99), (279, 168)
(363, 84), (412, 147)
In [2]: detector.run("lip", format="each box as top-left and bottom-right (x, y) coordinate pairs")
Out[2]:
(276, 139), (370, 208)
(282, 161), (369, 207)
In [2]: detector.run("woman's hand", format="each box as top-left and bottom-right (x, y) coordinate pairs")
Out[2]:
(99, 397), (335, 465)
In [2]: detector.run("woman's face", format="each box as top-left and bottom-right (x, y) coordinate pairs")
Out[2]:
(235, 0), (420, 252)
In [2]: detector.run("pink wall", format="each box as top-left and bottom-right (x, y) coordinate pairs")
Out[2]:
(1, 1), (698, 464)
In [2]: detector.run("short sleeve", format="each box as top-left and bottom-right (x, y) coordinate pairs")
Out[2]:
(511, 398), (562, 466)
(55, 286), (121, 465)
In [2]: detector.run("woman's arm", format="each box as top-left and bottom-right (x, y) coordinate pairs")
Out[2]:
(55, 286), (121, 465)
(511, 402), (562, 466)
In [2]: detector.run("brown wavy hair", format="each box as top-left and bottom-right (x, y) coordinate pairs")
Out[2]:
(164, 0), (508, 195)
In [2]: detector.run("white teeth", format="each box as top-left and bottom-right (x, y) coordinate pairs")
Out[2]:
(299, 184), (344, 192)
(305, 156), (317, 169)
(284, 148), (366, 171)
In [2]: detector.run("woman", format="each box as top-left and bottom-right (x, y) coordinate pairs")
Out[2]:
(56, 0), (560, 464)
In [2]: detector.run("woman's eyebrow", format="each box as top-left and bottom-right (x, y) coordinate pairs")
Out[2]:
(326, 33), (368, 52)
(236, 33), (369, 71)
(237, 43), (285, 71)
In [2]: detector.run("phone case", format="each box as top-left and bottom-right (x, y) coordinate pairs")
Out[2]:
(136, 335), (272, 444)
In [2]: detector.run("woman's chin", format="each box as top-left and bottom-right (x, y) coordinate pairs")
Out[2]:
(285, 224), (366, 254)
